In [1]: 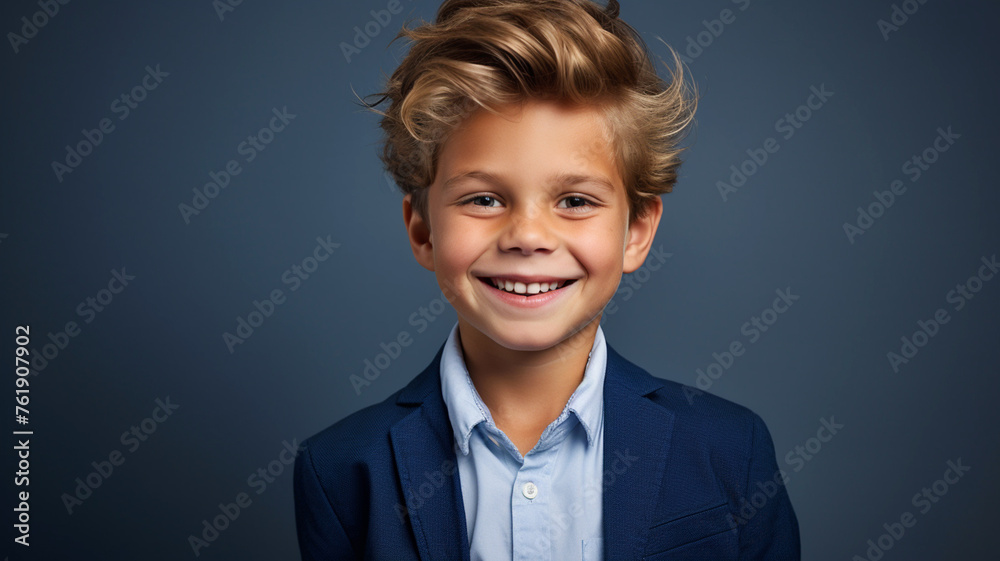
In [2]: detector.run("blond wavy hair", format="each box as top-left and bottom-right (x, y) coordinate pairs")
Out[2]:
(367, 0), (697, 223)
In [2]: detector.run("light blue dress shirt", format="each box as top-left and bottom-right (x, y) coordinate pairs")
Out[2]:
(439, 322), (607, 561)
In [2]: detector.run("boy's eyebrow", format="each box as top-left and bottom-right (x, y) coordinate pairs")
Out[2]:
(549, 172), (617, 193)
(443, 171), (617, 193)
(442, 171), (501, 191)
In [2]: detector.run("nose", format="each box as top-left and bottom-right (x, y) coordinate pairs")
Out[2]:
(497, 200), (557, 255)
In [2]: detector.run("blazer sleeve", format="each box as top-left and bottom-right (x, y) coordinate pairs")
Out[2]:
(294, 442), (355, 561)
(738, 414), (801, 560)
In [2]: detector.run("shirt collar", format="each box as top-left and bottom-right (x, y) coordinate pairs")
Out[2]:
(439, 322), (607, 455)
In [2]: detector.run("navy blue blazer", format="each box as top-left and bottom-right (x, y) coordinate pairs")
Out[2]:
(294, 340), (800, 560)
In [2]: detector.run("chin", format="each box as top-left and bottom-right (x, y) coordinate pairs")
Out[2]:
(481, 322), (581, 353)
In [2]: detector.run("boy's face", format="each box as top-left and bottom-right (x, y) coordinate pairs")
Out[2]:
(403, 99), (662, 353)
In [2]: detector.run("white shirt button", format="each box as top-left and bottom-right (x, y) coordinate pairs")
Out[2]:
(522, 481), (538, 500)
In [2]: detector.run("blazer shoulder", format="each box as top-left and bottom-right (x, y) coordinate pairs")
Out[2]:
(607, 343), (768, 448)
(608, 343), (761, 420)
(648, 374), (773, 463)
(301, 344), (446, 472)
(651, 375), (762, 427)
(303, 389), (406, 464)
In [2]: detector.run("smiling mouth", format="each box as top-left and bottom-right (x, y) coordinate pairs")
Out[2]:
(477, 277), (578, 297)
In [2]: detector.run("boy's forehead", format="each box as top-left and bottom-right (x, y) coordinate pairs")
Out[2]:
(436, 100), (624, 188)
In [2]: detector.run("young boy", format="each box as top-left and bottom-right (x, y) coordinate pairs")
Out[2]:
(294, 1), (800, 559)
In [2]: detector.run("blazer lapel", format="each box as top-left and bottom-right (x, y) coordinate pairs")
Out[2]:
(389, 345), (472, 561)
(602, 343), (676, 560)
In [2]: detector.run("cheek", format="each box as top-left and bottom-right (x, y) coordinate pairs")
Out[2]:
(574, 225), (626, 270)
(434, 221), (485, 274)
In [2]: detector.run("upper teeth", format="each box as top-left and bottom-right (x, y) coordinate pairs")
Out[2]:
(491, 278), (564, 295)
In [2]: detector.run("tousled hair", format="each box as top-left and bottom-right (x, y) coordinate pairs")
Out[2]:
(366, 0), (697, 224)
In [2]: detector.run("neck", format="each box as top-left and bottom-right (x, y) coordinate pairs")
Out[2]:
(457, 318), (600, 432)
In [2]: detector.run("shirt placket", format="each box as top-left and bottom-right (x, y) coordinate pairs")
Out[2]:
(511, 445), (553, 561)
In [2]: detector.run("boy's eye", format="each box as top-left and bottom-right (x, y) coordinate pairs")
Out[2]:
(558, 196), (594, 210)
(471, 195), (500, 207)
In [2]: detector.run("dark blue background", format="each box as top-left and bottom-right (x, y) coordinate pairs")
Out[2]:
(2, 0), (998, 559)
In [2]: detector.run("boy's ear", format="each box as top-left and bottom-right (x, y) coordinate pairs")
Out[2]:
(402, 193), (435, 272)
(622, 196), (663, 274)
